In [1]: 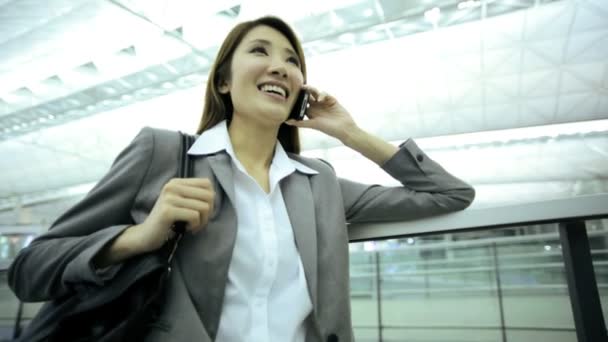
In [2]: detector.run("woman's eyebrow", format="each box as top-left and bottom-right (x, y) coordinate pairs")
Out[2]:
(248, 39), (299, 60)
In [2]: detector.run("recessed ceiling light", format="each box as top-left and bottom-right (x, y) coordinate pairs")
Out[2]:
(424, 7), (441, 25)
(330, 12), (344, 27)
(338, 33), (355, 44)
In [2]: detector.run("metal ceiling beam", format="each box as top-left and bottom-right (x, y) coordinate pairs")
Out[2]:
(105, 0), (214, 59)
(0, 0), (560, 142)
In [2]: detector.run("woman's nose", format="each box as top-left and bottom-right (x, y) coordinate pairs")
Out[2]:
(268, 60), (288, 78)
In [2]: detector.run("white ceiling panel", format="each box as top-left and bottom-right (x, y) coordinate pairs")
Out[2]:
(0, 0), (89, 45)
(522, 70), (559, 97)
(599, 95), (608, 113)
(0, 0), (606, 224)
(487, 75), (519, 101)
(449, 108), (481, 132)
(572, 0), (608, 32)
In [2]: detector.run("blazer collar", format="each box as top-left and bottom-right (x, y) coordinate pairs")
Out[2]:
(188, 120), (318, 176)
(190, 122), (320, 314)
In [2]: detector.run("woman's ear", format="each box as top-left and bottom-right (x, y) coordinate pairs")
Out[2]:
(218, 79), (230, 94)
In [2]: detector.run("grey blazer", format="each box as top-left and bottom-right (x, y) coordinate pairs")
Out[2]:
(9, 127), (474, 342)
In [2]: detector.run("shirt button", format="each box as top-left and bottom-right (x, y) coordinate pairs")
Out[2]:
(416, 154), (424, 162)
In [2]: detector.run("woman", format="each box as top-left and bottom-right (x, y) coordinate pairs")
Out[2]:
(8, 16), (474, 342)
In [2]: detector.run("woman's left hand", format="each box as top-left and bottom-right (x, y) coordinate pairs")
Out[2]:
(285, 84), (358, 141)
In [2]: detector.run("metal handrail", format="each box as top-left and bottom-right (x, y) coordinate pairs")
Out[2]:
(349, 229), (608, 254)
(350, 260), (608, 275)
(353, 324), (576, 332)
(348, 284), (607, 297)
(348, 193), (608, 241)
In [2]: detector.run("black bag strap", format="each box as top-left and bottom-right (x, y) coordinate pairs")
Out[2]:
(166, 132), (195, 263)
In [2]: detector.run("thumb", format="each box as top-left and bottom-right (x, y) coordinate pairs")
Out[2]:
(285, 119), (316, 129)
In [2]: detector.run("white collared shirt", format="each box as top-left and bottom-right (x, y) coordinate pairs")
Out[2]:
(187, 121), (318, 342)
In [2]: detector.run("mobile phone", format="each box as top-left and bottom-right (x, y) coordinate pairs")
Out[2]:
(289, 89), (309, 121)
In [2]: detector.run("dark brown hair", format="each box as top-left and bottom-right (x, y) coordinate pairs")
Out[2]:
(196, 16), (307, 154)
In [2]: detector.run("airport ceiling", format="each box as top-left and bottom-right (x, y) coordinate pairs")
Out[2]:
(0, 0), (606, 221)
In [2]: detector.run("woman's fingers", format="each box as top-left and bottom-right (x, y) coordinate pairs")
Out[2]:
(179, 177), (214, 189)
(171, 207), (202, 232)
(300, 83), (316, 94)
(301, 84), (331, 105)
(173, 183), (215, 203)
(166, 196), (213, 231)
(285, 118), (316, 128)
(174, 180), (215, 229)
(158, 177), (216, 231)
(134, 178), (217, 251)
(317, 92), (327, 103)
(301, 84), (320, 101)
(166, 178), (212, 193)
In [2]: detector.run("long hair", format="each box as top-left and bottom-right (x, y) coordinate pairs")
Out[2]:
(196, 16), (307, 154)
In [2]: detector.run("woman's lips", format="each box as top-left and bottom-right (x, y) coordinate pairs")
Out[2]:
(260, 88), (287, 102)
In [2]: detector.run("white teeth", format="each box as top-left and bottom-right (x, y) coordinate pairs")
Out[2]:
(260, 84), (287, 98)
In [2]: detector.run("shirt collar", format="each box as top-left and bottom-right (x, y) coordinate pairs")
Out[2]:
(187, 121), (318, 175)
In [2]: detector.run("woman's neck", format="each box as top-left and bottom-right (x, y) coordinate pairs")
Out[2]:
(227, 115), (279, 172)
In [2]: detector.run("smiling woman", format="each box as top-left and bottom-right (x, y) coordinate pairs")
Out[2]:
(217, 25), (305, 167)
(199, 16), (307, 155)
(7, 15), (475, 342)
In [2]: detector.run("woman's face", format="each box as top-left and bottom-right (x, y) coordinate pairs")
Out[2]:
(219, 25), (304, 124)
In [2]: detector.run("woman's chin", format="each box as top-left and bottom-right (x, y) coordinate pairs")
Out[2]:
(257, 106), (291, 123)
(234, 108), (290, 126)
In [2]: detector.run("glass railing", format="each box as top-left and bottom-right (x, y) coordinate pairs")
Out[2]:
(347, 194), (608, 342)
(349, 226), (595, 342)
(1, 194), (607, 342)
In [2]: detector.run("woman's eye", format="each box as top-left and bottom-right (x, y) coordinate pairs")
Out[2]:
(251, 46), (267, 54)
(287, 57), (300, 66)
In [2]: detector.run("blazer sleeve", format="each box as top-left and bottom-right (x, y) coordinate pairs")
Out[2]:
(338, 139), (475, 223)
(8, 127), (156, 302)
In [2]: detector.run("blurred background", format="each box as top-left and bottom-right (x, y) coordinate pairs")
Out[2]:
(0, 0), (607, 341)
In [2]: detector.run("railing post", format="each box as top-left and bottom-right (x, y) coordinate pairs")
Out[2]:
(374, 251), (383, 342)
(559, 221), (607, 342)
(12, 300), (23, 339)
(491, 243), (507, 342)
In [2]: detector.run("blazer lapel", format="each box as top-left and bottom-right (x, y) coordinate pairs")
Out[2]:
(281, 172), (318, 310)
(207, 153), (236, 206)
(176, 153), (238, 340)
(179, 152), (319, 337)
